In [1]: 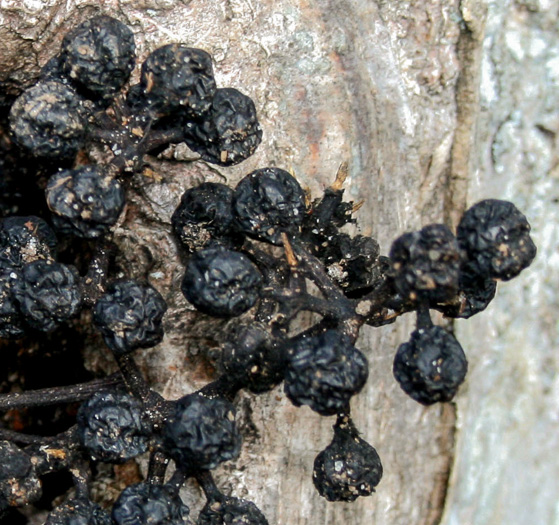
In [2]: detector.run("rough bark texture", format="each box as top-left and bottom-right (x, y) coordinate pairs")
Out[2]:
(0, 1), (555, 524)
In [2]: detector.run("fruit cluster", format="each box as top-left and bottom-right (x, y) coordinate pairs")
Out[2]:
(0, 15), (536, 525)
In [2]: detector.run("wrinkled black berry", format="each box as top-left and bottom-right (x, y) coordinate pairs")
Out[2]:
(93, 280), (167, 355)
(0, 440), (41, 511)
(219, 320), (284, 393)
(77, 390), (149, 463)
(0, 215), (58, 270)
(163, 394), (241, 471)
(284, 330), (369, 416)
(0, 270), (25, 339)
(184, 88), (262, 166)
(137, 44), (216, 118)
(60, 15), (135, 102)
(45, 497), (112, 525)
(393, 325), (468, 405)
(313, 419), (382, 502)
(233, 168), (307, 245)
(390, 224), (462, 303)
(46, 165), (125, 238)
(172, 183), (239, 253)
(12, 260), (82, 332)
(457, 199), (536, 281)
(112, 482), (192, 525)
(198, 496), (269, 525)
(434, 261), (497, 319)
(181, 248), (262, 318)
(9, 80), (86, 160)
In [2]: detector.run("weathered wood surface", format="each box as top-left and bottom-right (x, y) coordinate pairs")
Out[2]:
(1, 1), (556, 524)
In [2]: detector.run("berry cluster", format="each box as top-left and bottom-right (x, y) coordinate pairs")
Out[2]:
(0, 15), (536, 525)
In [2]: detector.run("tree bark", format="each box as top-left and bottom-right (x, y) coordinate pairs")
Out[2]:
(1, 1), (556, 524)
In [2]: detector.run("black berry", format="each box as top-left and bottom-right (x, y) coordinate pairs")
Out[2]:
(93, 280), (167, 355)
(284, 330), (369, 416)
(45, 497), (112, 525)
(59, 15), (136, 102)
(46, 165), (125, 238)
(137, 44), (216, 118)
(163, 393), (241, 471)
(181, 248), (262, 318)
(184, 87), (262, 166)
(393, 325), (468, 405)
(0, 270), (25, 339)
(12, 260), (82, 332)
(112, 482), (192, 525)
(390, 224), (462, 303)
(198, 496), (269, 525)
(77, 389), (150, 463)
(233, 168), (307, 245)
(313, 419), (382, 502)
(9, 80), (87, 160)
(172, 182), (239, 253)
(457, 199), (537, 281)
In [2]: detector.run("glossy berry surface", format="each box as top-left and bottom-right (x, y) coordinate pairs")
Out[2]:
(0, 270), (25, 339)
(93, 280), (167, 355)
(12, 260), (82, 332)
(457, 199), (537, 281)
(184, 87), (263, 166)
(181, 248), (262, 318)
(77, 389), (149, 463)
(390, 223), (462, 303)
(313, 419), (382, 502)
(138, 44), (216, 118)
(233, 167), (307, 245)
(198, 496), (269, 525)
(9, 80), (86, 160)
(284, 330), (369, 416)
(46, 165), (125, 238)
(112, 482), (192, 525)
(163, 394), (241, 470)
(45, 497), (112, 525)
(393, 325), (468, 405)
(60, 15), (136, 101)
(172, 182), (238, 253)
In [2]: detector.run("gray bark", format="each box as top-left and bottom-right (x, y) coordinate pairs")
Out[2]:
(1, 1), (556, 524)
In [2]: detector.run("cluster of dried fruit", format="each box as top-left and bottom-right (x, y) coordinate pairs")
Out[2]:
(0, 15), (536, 525)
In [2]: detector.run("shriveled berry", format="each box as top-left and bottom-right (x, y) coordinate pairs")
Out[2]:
(434, 261), (497, 319)
(45, 497), (112, 525)
(163, 393), (241, 471)
(220, 320), (284, 393)
(198, 496), (269, 525)
(77, 389), (149, 463)
(12, 260), (82, 332)
(181, 248), (262, 318)
(393, 325), (468, 405)
(184, 87), (262, 166)
(0, 440), (41, 511)
(390, 224), (462, 303)
(0, 215), (57, 270)
(313, 419), (382, 502)
(284, 330), (368, 416)
(172, 183), (239, 252)
(60, 15), (135, 101)
(46, 165), (125, 238)
(9, 80), (86, 160)
(0, 270), (25, 339)
(112, 482), (192, 525)
(138, 44), (216, 118)
(93, 280), (167, 355)
(233, 168), (307, 245)
(457, 199), (536, 281)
